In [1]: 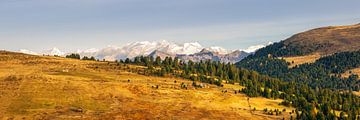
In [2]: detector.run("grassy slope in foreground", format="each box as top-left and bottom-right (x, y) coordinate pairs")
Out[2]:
(0, 51), (293, 120)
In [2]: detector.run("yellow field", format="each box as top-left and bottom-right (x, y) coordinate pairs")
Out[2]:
(0, 51), (293, 120)
(280, 53), (321, 68)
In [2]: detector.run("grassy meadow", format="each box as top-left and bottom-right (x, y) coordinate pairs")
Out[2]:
(0, 51), (294, 120)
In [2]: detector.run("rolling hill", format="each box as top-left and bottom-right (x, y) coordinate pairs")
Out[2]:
(234, 23), (360, 119)
(242, 23), (360, 66)
(0, 51), (293, 119)
(262, 23), (360, 57)
(283, 23), (360, 56)
(237, 23), (360, 90)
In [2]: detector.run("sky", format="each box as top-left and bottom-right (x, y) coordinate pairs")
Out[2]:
(0, 0), (359, 52)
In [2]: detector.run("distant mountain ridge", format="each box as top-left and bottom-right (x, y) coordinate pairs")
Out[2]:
(20, 47), (65, 56)
(176, 49), (250, 63)
(18, 40), (268, 63)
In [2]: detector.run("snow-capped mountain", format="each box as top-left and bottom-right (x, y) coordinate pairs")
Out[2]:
(74, 40), (252, 62)
(19, 48), (65, 56)
(148, 50), (176, 60)
(203, 47), (230, 54)
(19, 49), (39, 55)
(42, 47), (65, 56)
(176, 49), (250, 63)
(18, 40), (269, 63)
(76, 40), (204, 61)
(240, 42), (273, 53)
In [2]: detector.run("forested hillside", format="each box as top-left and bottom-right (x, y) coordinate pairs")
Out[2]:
(122, 55), (360, 119)
(237, 51), (360, 90)
(233, 24), (360, 119)
(237, 23), (360, 91)
(247, 24), (360, 58)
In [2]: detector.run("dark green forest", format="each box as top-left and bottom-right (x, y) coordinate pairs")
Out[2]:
(237, 48), (360, 91)
(234, 42), (360, 119)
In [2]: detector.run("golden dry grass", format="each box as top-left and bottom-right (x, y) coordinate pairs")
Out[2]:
(280, 53), (321, 68)
(353, 91), (360, 96)
(341, 67), (360, 78)
(283, 24), (360, 55)
(0, 51), (294, 120)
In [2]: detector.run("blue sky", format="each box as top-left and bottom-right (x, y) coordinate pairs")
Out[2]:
(0, 0), (359, 52)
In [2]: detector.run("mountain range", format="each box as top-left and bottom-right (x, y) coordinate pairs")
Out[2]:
(19, 40), (268, 63)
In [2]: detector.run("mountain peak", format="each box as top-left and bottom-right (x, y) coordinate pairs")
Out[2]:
(148, 50), (175, 59)
(240, 42), (272, 53)
(42, 47), (65, 56)
(199, 48), (212, 53)
(204, 46), (229, 54)
(184, 42), (201, 47)
(19, 49), (38, 55)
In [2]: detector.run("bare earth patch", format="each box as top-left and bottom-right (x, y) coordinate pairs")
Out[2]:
(280, 53), (321, 68)
(353, 91), (360, 97)
(341, 67), (360, 78)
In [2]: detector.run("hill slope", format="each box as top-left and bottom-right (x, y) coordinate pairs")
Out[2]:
(237, 23), (360, 90)
(234, 24), (360, 119)
(283, 23), (360, 55)
(0, 51), (292, 119)
(248, 23), (360, 59)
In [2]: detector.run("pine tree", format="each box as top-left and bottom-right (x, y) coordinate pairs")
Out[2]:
(66, 53), (81, 59)
(125, 58), (131, 63)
